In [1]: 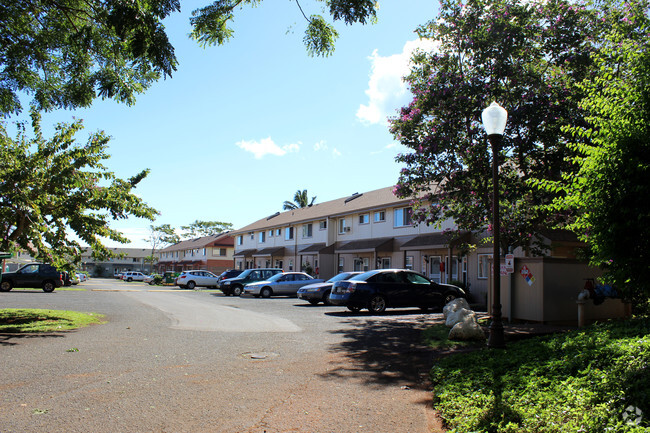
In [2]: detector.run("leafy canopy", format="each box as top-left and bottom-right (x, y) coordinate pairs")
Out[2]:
(1, 0), (378, 117)
(0, 109), (158, 269)
(180, 220), (233, 239)
(283, 189), (317, 210)
(389, 0), (599, 253)
(546, 0), (650, 297)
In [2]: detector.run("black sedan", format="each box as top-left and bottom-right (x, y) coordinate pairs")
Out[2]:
(297, 271), (362, 305)
(329, 269), (465, 314)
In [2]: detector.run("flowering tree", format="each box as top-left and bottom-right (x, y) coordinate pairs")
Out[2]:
(389, 0), (601, 254)
(0, 110), (158, 269)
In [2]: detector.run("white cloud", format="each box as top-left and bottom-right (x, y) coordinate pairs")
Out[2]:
(314, 140), (328, 151)
(357, 39), (440, 126)
(332, 148), (342, 158)
(236, 137), (301, 159)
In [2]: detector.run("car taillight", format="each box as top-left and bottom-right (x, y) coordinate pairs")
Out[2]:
(179, 275), (186, 279)
(346, 282), (357, 293)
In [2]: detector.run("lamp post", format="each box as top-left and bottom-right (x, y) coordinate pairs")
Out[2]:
(481, 101), (508, 349)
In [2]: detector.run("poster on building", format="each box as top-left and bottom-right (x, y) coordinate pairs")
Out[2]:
(520, 265), (535, 286)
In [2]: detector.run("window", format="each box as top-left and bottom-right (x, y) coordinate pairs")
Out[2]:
(319, 220), (327, 230)
(338, 257), (344, 272)
(379, 257), (391, 269)
(285, 227), (294, 240)
(374, 210), (386, 222)
(214, 248), (226, 256)
(276, 228), (282, 236)
(302, 223), (313, 238)
(237, 236), (243, 246)
(353, 258), (369, 272)
(338, 218), (347, 234)
(393, 207), (413, 227)
(405, 256), (414, 270)
(249, 232), (254, 240)
(359, 213), (369, 224)
(289, 259), (294, 271)
(268, 230), (273, 238)
(478, 254), (492, 279)
(259, 231), (266, 243)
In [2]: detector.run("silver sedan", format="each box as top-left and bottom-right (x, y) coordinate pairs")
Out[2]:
(243, 272), (324, 298)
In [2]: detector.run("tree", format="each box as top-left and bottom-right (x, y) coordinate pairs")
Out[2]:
(180, 220), (233, 239)
(0, 109), (158, 269)
(1, 0), (179, 117)
(389, 0), (600, 254)
(548, 0), (650, 298)
(1, 0), (378, 117)
(283, 189), (316, 210)
(144, 224), (180, 271)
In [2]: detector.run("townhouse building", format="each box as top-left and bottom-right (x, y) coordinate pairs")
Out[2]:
(230, 187), (495, 303)
(156, 233), (234, 274)
(80, 247), (152, 276)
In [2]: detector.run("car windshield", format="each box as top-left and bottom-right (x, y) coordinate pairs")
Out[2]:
(327, 272), (357, 283)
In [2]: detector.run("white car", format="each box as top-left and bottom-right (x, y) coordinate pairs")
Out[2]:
(243, 272), (324, 298)
(121, 271), (148, 282)
(76, 273), (88, 282)
(175, 270), (219, 289)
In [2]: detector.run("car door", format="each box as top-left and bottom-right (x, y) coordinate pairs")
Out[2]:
(275, 274), (294, 295)
(401, 271), (436, 307)
(15, 264), (42, 288)
(370, 271), (410, 307)
(289, 274), (312, 295)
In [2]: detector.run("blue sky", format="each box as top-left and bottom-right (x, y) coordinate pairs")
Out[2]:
(28, 0), (441, 248)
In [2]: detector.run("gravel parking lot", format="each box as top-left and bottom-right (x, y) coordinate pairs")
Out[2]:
(0, 278), (446, 432)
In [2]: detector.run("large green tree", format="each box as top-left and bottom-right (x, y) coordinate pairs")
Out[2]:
(180, 220), (233, 239)
(389, 0), (600, 254)
(0, 110), (158, 269)
(549, 1), (650, 297)
(1, 0), (378, 117)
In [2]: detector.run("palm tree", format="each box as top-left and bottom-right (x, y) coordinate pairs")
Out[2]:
(283, 189), (316, 210)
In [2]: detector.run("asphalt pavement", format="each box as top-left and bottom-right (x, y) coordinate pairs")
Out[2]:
(0, 278), (445, 433)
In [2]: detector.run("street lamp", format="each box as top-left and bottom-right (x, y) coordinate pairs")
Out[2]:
(482, 101), (508, 349)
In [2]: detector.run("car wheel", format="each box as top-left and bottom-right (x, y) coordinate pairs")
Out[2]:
(308, 300), (320, 305)
(347, 306), (362, 313)
(368, 295), (387, 314)
(127, 277), (133, 282)
(260, 287), (272, 298)
(1, 281), (13, 292)
(42, 281), (55, 293)
(323, 290), (332, 306)
(232, 285), (243, 296)
(186, 281), (196, 290)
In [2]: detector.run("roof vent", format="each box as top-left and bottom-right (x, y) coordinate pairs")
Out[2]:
(267, 212), (280, 220)
(345, 192), (363, 203)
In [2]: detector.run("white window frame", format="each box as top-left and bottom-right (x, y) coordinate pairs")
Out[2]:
(338, 218), (347, 234)
(393, 207), (413, 227)
(259, 231), (266, 243)
(285, 226), (294, 240)
(302, 223), (313, 238)
(478, 254), (492, 279)
(374, 210), (386, 223)
(358, 213), (369, 224)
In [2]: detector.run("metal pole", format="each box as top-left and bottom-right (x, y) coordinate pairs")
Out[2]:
(488, 134), (506, 348)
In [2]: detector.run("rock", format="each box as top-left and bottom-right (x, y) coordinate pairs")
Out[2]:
(445, 307), (476, 328)
(443, 298), (471, 319)
(449, 317), (486, 341)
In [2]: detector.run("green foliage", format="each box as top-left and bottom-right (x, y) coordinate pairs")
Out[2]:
(430, 317), (650, 432)
(283, 189), (317, 210)
(422, 324), (484, 350)
(390, 0), (601, 254)
(0, 0), (179, 116)
(0, 109), (158, 269)
(0, 308), (105, 332)
(546, 0), (650, 298)
(180, 220), (233, 239)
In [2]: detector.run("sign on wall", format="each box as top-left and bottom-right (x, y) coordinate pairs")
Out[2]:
(520, 265), (536, 286)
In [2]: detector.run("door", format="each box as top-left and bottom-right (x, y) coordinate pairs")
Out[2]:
(429, 256), (442, 283)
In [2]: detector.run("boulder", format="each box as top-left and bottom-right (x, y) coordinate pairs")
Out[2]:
(443, 298), (471, 319)
(445, 307), (476, 328)
(449, 317), (486, 341)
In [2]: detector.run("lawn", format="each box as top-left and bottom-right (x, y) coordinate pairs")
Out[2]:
(428, 316), (650, 432)
(0, 308), (105, 332)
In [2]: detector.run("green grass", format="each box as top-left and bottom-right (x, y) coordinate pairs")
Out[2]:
(0, 308), (105, 332)
(428, 316), (650, 432)
(422, 323), (486, 350)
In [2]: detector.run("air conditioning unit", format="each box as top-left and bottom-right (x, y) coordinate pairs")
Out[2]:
(345, 227), (351, 232)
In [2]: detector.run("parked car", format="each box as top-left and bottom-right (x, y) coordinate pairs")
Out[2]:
(121, 271), (148, 282)
(175, 270), (219, 289)
(76, 273), (88, 282)
(216, 269), (243, 288)
(243, 272), (324, 298)
(297, 271), (363, 305)
(0, 263), (64, 292)
(329, 269), (465, 314)
(220, 268), (283, 296)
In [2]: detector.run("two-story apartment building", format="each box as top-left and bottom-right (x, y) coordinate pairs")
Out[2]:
(156, 233), (234, 275)
(230, 186), (498, 302)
